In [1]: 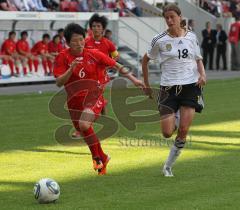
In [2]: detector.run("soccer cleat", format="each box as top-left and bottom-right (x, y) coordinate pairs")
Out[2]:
(93, 157), (103, 171)
(98, 155), (111, 175)
(71, 130), (81, 139)
(162, 165), (174, 177)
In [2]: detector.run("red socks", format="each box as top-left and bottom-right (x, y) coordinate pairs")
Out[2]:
(81, 127), (107, 162)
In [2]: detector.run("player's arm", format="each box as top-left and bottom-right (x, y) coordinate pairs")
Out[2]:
(114, 62), (145, 88)
(194, 35), (206, 87)
(55, 58), (79, 87)
(141, 53), (153, 98)
(196, 59), (206, 87)
(110, 50), (119, 60)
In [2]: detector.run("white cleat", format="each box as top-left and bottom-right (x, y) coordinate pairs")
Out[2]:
(162, 165), (174, 177)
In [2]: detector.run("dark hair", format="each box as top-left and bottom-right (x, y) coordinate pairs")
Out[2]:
(42, 33), (50, 39)
(64, 23), (85, 44)
(53, 34), (60, 42)
(162, 4), (186, 27)
(162, 4), (181, 17)
(21, 31), (28, 37)
(89, 13), (108, 30)
(188, 19), (194, 26)
(58, 28), (64, 34)
(9, 31), (16, 37)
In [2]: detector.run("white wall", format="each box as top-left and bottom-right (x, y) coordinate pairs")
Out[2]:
(119, 17), (166, 57)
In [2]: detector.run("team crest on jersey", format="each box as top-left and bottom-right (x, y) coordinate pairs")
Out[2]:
(166, 44), (172, 51)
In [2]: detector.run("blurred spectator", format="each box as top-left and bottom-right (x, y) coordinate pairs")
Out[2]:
(1, 31), (20, 76)
(201, 21), (217, 70)
(114, 0), (126, 16)
(0, 0), (18, 11)
(31, 33), (54, 76)
(104, 29), (113, 40)
(32, 0), (47, 11)
(60, 0), (79, 12)
(11, 0), (36, 11)
(228, 16), (240, 70)
(188, 19), (195, 31)
(57, 28), (66, 48)
(79, 0), (89, 11)
(42, 0), (59, 10)
(124, 0), (142, 16)
(216, 23), (228, 70)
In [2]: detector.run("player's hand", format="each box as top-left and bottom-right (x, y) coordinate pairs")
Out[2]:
(69, 58), (81, 72)
(133, 79), (145, 89)
(196, 74), (207, 87)
(143, 86), (153, 99)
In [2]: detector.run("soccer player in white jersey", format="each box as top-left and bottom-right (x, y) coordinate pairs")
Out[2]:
(142, 4), (206, 177)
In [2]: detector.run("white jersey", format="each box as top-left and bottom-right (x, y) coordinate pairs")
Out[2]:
(147, 30), (202, 86)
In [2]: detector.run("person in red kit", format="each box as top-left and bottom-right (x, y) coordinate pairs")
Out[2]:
(72, 13), (119, 139)
(31, 33), (54, 76)
(16, 31), (35, 76)
(53, 23), (144, 175)
(48, 34), (64, 74)
(1, 31), (20, 76)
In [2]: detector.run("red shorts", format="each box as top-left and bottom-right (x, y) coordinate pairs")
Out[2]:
(67, 95), (107, 131)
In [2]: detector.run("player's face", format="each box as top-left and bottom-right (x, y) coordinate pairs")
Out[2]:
(91, 22), (104, 37)
(10, 34), (16, 41)
(164, 11), (181, 29)
(54, 37), (60, 44)
(69, 33), (85, 54)
(22, 34), (28, 40)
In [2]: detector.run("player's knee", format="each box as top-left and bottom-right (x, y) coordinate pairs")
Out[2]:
(162, 131), (173, 138)
(78, 122), (91, 132)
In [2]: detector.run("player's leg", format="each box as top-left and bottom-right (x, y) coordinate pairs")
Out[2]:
(19, 55), (28, 76)
(41, 56), (48, 76)
(163, 106), (195, 177)
(78, 108), (104, 171)
(158, 86), (179, 138)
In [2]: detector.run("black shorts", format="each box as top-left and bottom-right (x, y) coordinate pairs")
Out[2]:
(157, 83), (204, 115)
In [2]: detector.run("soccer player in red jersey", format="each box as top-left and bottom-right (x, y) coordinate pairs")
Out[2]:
(53, 23), (144, 175)
(71, 14), (119, 138)
(31, 33), (54, 76)
(48, 34), (63, 57)
(16, 31), (35, 76)
(1, 31), (20, 76)
(48, 34), (64, 73)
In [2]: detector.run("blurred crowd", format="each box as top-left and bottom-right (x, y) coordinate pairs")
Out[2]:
(0, 0), (142, 16)
(198, 0), (240, 18)
(200, 17), (240, 71)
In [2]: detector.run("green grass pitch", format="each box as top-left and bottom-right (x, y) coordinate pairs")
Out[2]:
(0, 78), (240, 210)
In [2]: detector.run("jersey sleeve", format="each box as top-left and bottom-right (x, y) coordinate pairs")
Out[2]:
(193, 34), (202, 60)
(53, 52), (68, 78)
(93, 50), (116, 67)
(147, 35), (160, 60)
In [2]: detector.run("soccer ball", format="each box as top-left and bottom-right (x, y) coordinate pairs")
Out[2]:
(33, 178), (60, 204)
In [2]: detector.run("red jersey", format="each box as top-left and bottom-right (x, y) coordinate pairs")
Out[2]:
(31, 41), (49, 55)
(53, 48), (116, 98)
(1, 39), (16, 55)
(48, 41), (63, 54)
(85, 36), (116, 56)
(16, 39), (30, 54)
(229, 22), (240, 44)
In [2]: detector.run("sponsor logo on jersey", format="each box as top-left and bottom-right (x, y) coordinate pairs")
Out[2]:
(166, 43), (172, 51)
(178, 40), (183, 44)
